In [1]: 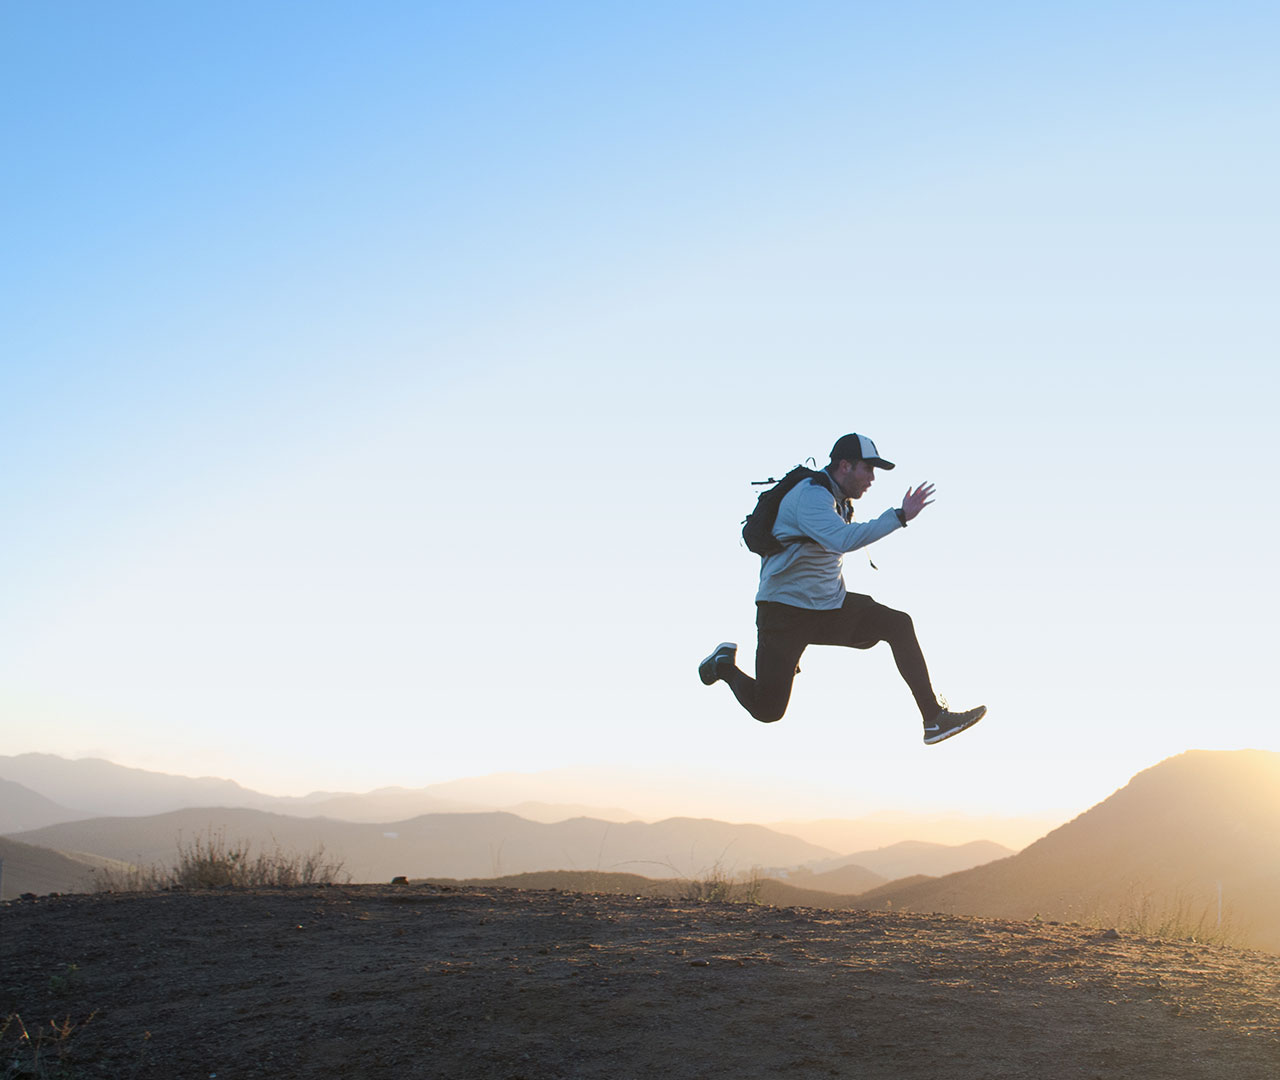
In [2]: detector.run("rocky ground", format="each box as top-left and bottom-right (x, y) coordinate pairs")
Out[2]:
(3, 884), (1279, 1079)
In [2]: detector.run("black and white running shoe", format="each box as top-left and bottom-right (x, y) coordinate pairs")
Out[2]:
(923, 704), (987, 745)
(698, 642), (738, 686)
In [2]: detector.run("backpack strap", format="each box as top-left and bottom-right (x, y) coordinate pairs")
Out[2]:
(808, 470), (854, 524)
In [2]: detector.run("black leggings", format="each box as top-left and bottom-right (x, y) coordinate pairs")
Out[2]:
(723, 595), (938, 724)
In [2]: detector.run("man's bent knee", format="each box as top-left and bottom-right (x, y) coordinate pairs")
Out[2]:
(881, 607), (916, 641)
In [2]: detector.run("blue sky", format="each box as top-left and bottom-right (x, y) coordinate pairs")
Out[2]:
(3, 2), (1278, 824)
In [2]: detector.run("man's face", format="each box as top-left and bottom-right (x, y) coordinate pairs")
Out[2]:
(838, 459), (877, 499)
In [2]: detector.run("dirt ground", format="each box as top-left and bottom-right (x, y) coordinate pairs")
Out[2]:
(3, 884), (1279, 1079)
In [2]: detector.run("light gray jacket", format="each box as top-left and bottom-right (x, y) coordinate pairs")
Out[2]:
(755, 472), (903, 609)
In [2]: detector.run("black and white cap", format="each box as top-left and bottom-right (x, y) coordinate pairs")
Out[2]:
(830, 433), (895, 470)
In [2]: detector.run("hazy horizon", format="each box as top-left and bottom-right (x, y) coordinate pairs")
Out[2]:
(0, 745), (1178, 851)
(4, 5), (1277, 823)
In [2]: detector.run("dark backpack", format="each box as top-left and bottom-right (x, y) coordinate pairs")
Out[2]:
(741, 466), (843, 556)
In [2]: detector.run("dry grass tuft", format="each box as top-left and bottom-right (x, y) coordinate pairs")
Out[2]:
(1112, 885), (1243, 948)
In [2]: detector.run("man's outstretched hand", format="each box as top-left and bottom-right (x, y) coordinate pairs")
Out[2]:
(901, 483), (935, 523)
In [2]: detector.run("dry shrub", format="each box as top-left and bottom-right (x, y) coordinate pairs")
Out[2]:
(2, 1010), (99, 1079)
(681, 862), (762, 904)
(94, 829), (348, 892)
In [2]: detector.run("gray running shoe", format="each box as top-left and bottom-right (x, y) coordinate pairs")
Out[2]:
(923, 704), (987, 745)
(698, 642), (738, 686)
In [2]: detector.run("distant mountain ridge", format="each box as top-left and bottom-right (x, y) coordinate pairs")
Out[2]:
(0, 755), (1014, 888)
(0, 754), (294, 817)
(8, 809), (840, 885)
(0, 754), (1054, 850)
(0, 754), (610, 824)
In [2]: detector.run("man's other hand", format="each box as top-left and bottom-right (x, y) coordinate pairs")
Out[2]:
(901, 483), (935, 523)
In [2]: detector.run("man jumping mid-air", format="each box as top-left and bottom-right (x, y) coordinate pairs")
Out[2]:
(699, 432), (986, 744)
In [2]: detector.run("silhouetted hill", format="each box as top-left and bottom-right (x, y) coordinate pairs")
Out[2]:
(860, 750), (1280, 953)
(0, 778), (95, 833)
(850, 873), (935, 906)
(775, 840), (1013, 896)
(419, 869), (874, 910)
(9, 809), (837, 884)
(784, 862), (888, 894)
(804, 839), (1013, 881)
(0, 836), (100, 898)
(768, 813), (1060, 852)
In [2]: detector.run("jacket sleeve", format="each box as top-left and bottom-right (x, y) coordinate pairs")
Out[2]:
(789, 481), (903, 553)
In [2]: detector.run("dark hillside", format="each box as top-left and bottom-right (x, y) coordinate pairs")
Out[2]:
(0, 836), (98, 898)
(861, 750), (1280, 952)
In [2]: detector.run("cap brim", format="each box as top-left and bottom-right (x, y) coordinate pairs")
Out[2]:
(868, 457), (895, 470)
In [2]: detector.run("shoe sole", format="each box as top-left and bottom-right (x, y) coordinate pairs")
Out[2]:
(698, 642), (737, 686)
(923, 706), (987, 745)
